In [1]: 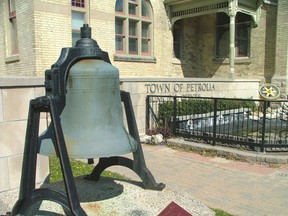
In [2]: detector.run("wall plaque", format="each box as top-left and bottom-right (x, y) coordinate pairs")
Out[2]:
(259, 83), (281, 100)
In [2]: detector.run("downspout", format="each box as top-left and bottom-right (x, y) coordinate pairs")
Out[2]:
(228, 0), (237, 79)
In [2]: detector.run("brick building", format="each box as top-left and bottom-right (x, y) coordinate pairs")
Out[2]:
(1, 0), (287, 80)
(0, 0), (287, 193)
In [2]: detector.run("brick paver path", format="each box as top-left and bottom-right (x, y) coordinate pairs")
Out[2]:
(109, 144), (288, 216)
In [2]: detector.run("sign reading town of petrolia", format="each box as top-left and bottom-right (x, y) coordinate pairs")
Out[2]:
(145, 82), (216, 95)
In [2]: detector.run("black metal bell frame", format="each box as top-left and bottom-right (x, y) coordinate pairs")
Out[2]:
(11, 24), (165, 216)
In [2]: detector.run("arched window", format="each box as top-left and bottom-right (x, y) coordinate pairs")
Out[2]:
(115, 0), (153, 56)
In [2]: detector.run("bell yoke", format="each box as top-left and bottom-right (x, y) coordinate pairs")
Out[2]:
(11, 24), (164, 216)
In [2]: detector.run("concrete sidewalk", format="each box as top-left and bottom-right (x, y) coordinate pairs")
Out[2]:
(109, 142), (288, 216)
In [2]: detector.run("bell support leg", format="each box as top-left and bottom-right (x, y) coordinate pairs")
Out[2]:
(121, 91), (165, 190)
(85, 91), (165, 191)
(11, 99), (42, 215)
(48, 98), (87, 215)
(11, 97), (87, 216)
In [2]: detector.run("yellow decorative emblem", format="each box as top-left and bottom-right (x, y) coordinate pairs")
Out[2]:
(259, 83), (280, 100)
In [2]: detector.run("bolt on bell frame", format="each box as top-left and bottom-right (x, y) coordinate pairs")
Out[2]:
(11, 24), (165, 216)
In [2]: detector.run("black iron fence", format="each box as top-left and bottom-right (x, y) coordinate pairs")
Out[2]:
(146, 95), (288, 152)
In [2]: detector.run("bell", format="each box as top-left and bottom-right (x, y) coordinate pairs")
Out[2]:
(39, 59), (138, 158)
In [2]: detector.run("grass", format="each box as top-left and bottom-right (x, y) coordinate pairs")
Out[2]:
(49, 156), (127, 183)
(213, 208), (234, 216)
(49, 157), (233, 216)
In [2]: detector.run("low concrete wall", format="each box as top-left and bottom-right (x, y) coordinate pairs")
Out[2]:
(120, 78), (261, 133)
(0, 77), (49, 193)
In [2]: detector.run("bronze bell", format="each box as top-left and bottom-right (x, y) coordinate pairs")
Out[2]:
(39, 59), (137, 158)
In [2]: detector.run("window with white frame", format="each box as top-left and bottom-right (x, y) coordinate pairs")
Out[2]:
(8, 0), (18, 55)
(71, 0), (89, 46)
(115, 0), (153, 56)
(216, 12), (251, 59)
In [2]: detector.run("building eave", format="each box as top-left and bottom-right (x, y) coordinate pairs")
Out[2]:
(164, 0), (263, 26)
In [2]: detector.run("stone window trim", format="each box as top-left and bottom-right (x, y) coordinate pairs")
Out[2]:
(113, 54), (156, 63)
(8, 0), (16, 18)
(213, 57), (252, 64)
(115, 0), (154, 58)
(6, 0), (19, 57)
(263, 0), (277, 6)
(172, 57), (181, 65)
(5, 54), (20, 63)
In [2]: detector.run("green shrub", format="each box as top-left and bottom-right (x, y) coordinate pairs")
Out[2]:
(157, 98), (256, 126)
(218, 99), (255, 110)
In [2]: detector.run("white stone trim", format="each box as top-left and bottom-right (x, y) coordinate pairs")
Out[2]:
(0, 77), (44, 87)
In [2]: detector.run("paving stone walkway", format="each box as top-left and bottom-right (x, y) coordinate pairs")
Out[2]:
(109, 143), (288, 216)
